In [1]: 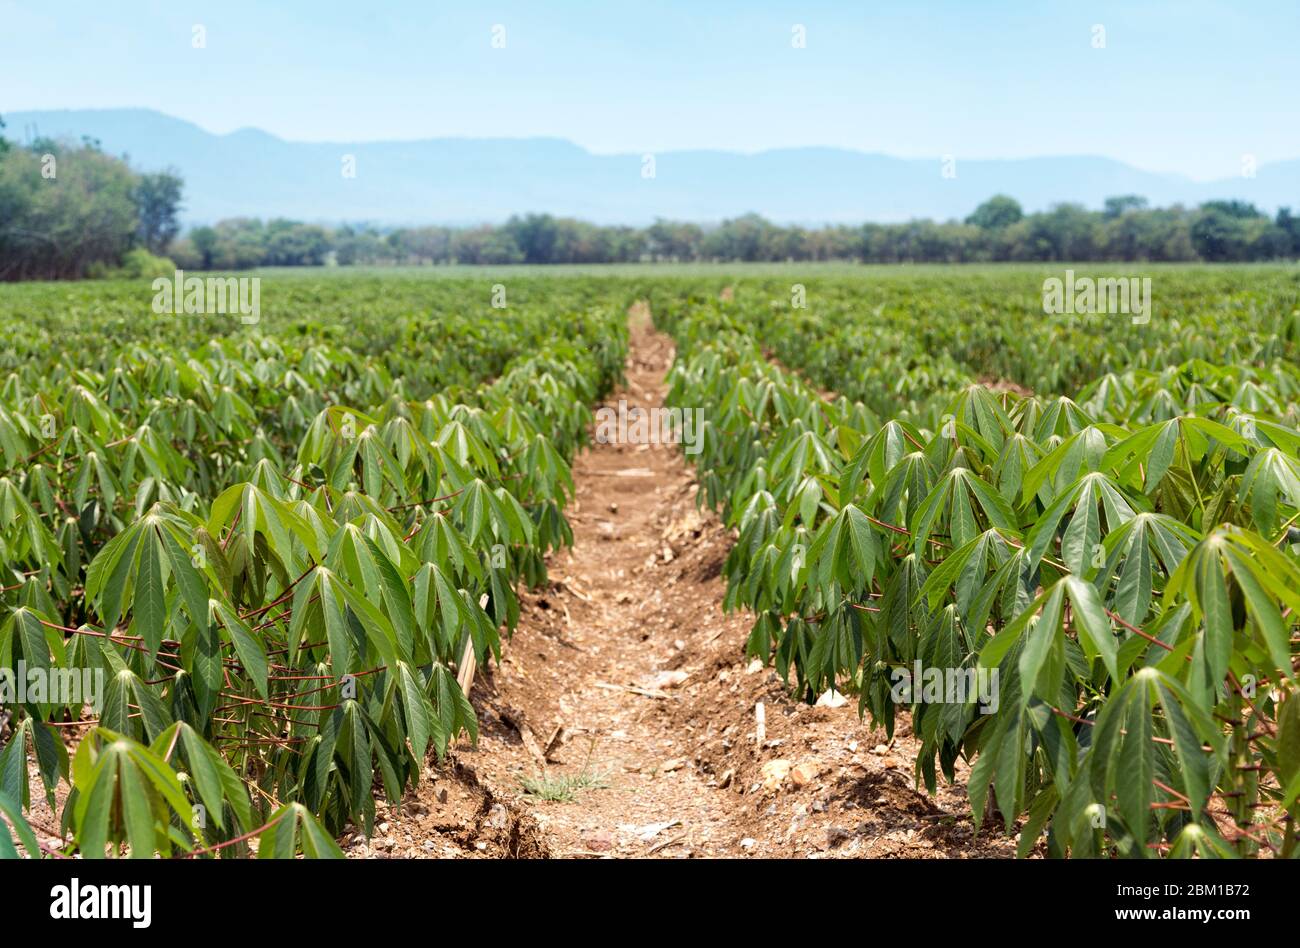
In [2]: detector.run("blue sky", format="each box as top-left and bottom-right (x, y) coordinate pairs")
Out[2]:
(2, 0), (1296, 181)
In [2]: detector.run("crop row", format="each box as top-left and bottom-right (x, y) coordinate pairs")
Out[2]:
(647, 267), (1300, 425)
(660, 287), (1300, 858)
(0, 289), (628, 858)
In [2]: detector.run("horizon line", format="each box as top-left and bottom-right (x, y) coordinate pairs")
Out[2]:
(5, 106), (1293, 185)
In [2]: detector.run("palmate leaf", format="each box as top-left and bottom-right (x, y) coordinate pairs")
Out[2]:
(257, 802), (344, 859)
(208, 481), (322, 575)
(1020, 424), (1121, 507)
(150, 722), (253, 835)
(1167, 822), (1237, 858)
(356, 423), (409, 500)
(917, 527), (1015, 615)
(946, 384), (1016, 454)
(1088, 668), (1225, 855)
(84, 517), (145, 632)
(866, 449), (932, 531)
(339, 700), (374, 816)
(326, 524), (417, 660)
(0, 477), (63, 570)
(1029, 395), (1097, 442)
(1247, 416), (1300, 455)
(452, 478), (534, 547)
(156, 517), (213, 632)
(767, 526), (811, 613)
(520, 432), (575, 501)
(960, 545), (1035, 644)
(911, 467), (1017, 557)
(288, 566), (401, 672)
(769, 428), (840, 497)
(436, 418), (501, 476)
(492, 485), (535, 545)
(992, 432), (1045, 504)
(804, 503), (879, 600)
(100, 666), (171, 742)
(1095, 512), (1200, 624)
(84, 504), (223, 657)
(0, 716), (65, 809)
(841, 419), (917, 502)
(6, 606), (54, 675)
(458, 587), (503, 666)
(1102, 415), (1251, 496)
(70, 727), (193, 859)
(1024, 471), (1138, 574)
(296, 405), (380, 470)
(1236, 446), (1300, 536)
(412, 512), (483, 583)
(782, 475), (824, 529)
(1166, 524), (1300, 682)
(1017, 785), (1060, 858)
(133, 522), (166, 655)
(412, 562), (475, 660)
(71, 444), (123, 510)
(431, 662), (473, 751)
(980, 575), (1119, 699)
(1116, 685), (1154, 853)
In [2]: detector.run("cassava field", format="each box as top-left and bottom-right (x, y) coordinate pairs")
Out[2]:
(2, 263), (1300, 860)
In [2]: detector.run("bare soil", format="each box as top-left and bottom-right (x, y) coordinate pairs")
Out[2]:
(359, 308), (1020, 860)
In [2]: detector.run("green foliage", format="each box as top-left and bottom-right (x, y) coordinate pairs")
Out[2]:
(660, 271), (1300, 858)
(0, 274), (628, 857)
(518, 769), (609, 802)
(180, 203), (1300, 269)
(111, 247), (177, 281)
(0, 141), (184, 281)
(134, 170), (184, 255)
(0, 791), (40, 858)
(966, 194), (1024, 230)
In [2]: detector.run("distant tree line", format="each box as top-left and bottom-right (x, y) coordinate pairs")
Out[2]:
(183, 218), (333, 269)
(170, 198), (1300, 270)
(0, 118), (183, 280)
(3, 111), (1298, 279)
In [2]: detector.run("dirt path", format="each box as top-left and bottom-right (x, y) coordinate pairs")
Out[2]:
(454, 307), (751, 857)
(351, 308), (1020, 859)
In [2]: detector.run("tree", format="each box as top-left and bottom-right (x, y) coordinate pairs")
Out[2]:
(965, 194), (1023, 230)
(1103, 194), (1148, 218)
(189, 226), (219, 268)
(263, 218), (330, 266)
(451, 226), (522, 265)
(1200, 200), (1264, 220)
(1276, 208), (1300, 256)
(504, 214), (560, 264)
(702, 214), (777, 261)
(1190, 202), (1260, 262)
(647, 219), (701, 261)
(134, 170), (184, 254)
(388, 226), (453, 264)
(0, 140), (138, 280)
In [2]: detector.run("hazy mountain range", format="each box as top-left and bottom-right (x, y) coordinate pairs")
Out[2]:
(6, 108), (1297, 227)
